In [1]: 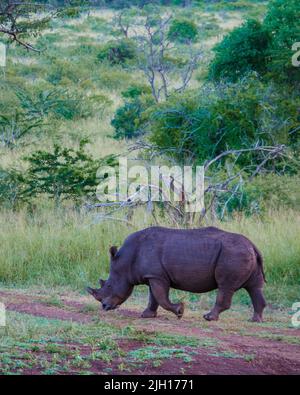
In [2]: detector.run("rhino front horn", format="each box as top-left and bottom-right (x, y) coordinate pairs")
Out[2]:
(86, 287), (96, 296)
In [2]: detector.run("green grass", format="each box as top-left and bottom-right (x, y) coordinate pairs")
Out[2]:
(0, 311), (123, 374)
(242, 332), (300, 345)
(0, 309), (222, 374)
(127, 346), (195, 365)
(121, 326), (218, 348)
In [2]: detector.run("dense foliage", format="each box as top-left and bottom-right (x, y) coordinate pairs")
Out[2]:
(148, 76), (299, 167)
(209, 0), (300, 85)
(167, 19), (198, 43)
(0, 0), (299, 218)
(208, 19), (270, 82)
(111, 85), (154, 139)
(0, 142), (117, 208)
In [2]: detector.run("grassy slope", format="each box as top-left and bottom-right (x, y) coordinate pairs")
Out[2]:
(0, 3), (268, 167)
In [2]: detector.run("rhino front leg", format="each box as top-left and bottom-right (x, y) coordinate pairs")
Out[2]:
(204, 288), (234, 321)
(141, 287), (159, 318)
(149, 279), (184, 319)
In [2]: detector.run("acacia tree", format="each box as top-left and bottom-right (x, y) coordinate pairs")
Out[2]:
(0, 0), (85, 51)
(0, 1), (56, 51)
(133, 12), (202, 102)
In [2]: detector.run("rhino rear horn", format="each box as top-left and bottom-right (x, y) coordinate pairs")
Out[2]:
(99, 279), (106, 287)
(109, 246), (118, 258)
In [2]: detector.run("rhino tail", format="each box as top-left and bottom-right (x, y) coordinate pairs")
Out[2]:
(253, 244), (266, 283)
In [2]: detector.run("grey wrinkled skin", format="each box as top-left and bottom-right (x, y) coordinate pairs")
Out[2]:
(87, 226), (266, 322)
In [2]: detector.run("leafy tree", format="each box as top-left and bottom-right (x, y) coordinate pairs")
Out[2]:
(0, 1), (94, 51)
(264, 0), (300, 85)
(0, 1), (57, 51)
(208, 0), (300, 85)
(24, 140), (117, 205)
(208, 19), (271, 82)
(148, 76), (299, 167)
(167, 19), (198, 43)
(111, 89), (154, 139)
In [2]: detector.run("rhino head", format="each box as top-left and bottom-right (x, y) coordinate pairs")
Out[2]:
(86, 246), (133, 311)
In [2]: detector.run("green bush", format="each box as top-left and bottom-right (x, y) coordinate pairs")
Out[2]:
(264, 0), (300, 85)
(0, 111), (44, 148)
(167, 19), (198, 43)
(208, 19), (271, 82)
(16, 88), (98, 121)
(121, 84), (152, 99)
(111, 99), (146, 140)
(0, 168), (28, 209)
(24, 140), (117, 205)
(96, 67), (134, 90)
(208, 0), (300, 85)
(148, 77), (300, 166)
(97, 39), (136, 65)
(112, 90), (155, 139)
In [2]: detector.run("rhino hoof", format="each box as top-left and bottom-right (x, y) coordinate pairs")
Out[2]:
(141, 309), (157, 318)
(176, 303), (184, 319)
(203, 312), (218, 321)
(249, 315), (263, 323)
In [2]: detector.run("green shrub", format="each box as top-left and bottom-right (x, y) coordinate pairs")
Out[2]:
(97, 39), (136, 65)
(96, 67), (134, 90)
(148, 77), (300, 167)
(264, 0), (300, 85)
(208, 19), (271, 82)
(0, 112), (44, 148)
(121, 84), (152, 99)
(112, 92), (154, 139)
(111, 100), (145, 140)
(17, 88), (97, 121)
(45, 57), (81, 85)
(0, 168), (28, 209)
(24, 140), (117, 205)
(208, 0), (300, 85)
(167, 19), (198, 43)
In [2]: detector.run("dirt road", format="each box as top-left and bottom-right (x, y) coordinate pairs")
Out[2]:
(0, 289), (299, 375)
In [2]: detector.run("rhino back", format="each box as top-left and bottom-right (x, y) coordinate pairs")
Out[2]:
(161, 234), (221, 292)
(122, 227), (253, 292)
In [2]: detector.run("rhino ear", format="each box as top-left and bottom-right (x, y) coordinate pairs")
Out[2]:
(109, 246), (118, 259)
(99, 278), (106, 287)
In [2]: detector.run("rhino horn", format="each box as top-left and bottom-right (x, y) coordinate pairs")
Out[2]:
(86, 287), (97, 297)
(99, 278), (106, 287)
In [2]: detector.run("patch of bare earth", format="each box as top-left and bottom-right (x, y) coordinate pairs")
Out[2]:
(1, 290), (299, 375)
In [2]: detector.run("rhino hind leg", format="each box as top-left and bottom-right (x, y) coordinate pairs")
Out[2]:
(246, 287), (266, 323)
(203, 288), (234, 321)
(149, 279), (184, 319)
(141, 288), (159, 318)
